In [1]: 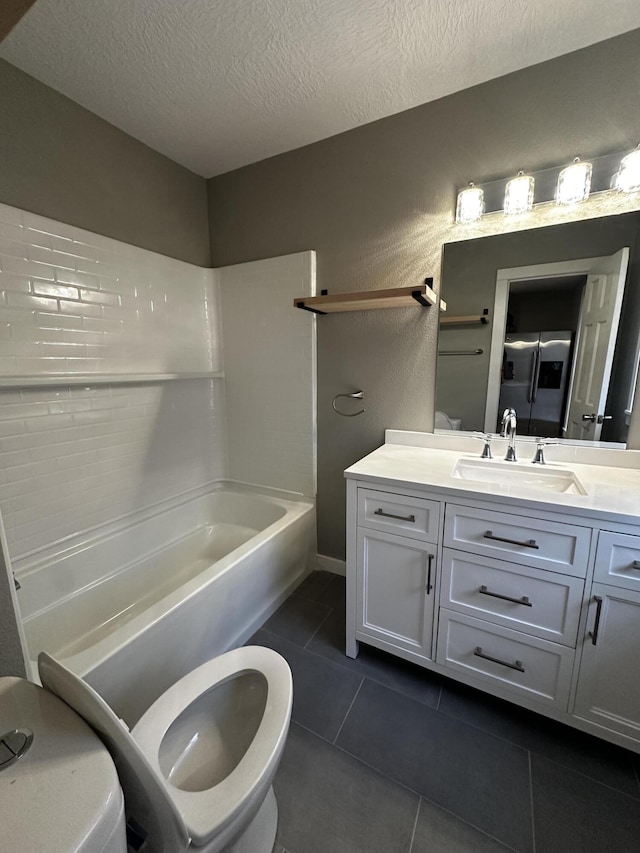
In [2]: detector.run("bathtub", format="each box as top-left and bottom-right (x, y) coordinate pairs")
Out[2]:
(17, 484), (315, 723)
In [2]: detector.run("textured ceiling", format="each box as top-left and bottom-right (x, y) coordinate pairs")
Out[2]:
(3, 0), (640, 177)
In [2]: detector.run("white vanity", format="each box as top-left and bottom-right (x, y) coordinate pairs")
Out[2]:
(345, 430), (640, 754)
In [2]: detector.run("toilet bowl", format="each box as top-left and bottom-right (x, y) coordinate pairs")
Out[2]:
(38, 645), (293, 853)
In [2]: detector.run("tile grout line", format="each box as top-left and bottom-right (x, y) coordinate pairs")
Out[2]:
(528, 751), (537, 853)
(332, 676), (365, 745)
(303, 606), (335, 650)
(407, 797), (422, 853)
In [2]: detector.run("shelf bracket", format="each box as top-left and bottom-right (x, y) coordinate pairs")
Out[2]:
(412, 278), (435, 307)
(295, 300), (327, 315)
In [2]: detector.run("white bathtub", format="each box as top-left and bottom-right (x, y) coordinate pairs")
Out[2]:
(18, 485), (315, 723)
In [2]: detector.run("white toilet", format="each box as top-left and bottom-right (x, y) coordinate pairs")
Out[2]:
(38, 645), (293, 853)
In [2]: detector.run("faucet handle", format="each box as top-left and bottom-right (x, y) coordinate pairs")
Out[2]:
(532, 438), (558, 464)
(472, 432), (493, 459)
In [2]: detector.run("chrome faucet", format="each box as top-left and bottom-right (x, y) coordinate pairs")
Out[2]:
(501, 407), (517, 461)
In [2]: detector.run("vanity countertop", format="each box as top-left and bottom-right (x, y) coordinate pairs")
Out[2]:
(345, 431), (640, 526)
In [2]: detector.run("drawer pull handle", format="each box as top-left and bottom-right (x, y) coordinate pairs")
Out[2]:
(479, 585), (532, 607)
(426, 553), (434, 594)
(588, 595), (604, 646)
(474, 646), (525, 672)
(483, 530), (539, 550)
(374, 509), (416, 523)
(632, 560), (640, 569)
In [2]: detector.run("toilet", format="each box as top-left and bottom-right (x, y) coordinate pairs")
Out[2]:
(38, 645), (293, 853)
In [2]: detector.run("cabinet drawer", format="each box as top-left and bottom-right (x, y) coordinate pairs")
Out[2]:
(441, 549), (584, 646)
(594, 531), (640, 592)
(358, 488), (441, 543)
(436, 610), (574, 709)
(444, 504), (590, 577)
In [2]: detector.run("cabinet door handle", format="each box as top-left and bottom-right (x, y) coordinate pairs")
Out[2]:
(483, 530), (539, 549)
(474, 646), (525, 672)
(632, 560), (640, 569)
(374, 509), (416, 522)
(426, 553), (434, 594)
(588, 595), (604, 646)
(479, 585), (532, 607)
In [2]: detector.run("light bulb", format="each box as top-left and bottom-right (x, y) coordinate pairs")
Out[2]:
(614, 144), (640, 193)
(456, 183), (484, 224)
(504, 171), (535, 215)
(555, 158), (592, 205)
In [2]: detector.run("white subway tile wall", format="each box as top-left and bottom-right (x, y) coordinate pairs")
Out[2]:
(0, 202), (220, 376)
(0, 203), (226, 559)
(219, 252), (316, 497)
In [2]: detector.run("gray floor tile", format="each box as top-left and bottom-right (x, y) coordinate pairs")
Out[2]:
(307, 606), (442, 708)
(337, 679), (533, 853)
(411, 798), (515, 853)
(262, 593), (332, 647)
(531, 754), (640, 853)
(293, 570), (342, 607)
(440, 680), (640, 798)
(249, 629), (363, 741)
(274, 723), (419, 853)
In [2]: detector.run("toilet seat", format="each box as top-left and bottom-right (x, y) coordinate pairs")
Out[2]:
(132, 646), (292, 847)
(38, 645), (292, 853)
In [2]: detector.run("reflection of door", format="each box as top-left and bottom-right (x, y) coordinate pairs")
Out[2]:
(564, 248), (629, 441)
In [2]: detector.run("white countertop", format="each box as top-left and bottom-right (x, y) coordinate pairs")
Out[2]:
(345, 431), (640, 526)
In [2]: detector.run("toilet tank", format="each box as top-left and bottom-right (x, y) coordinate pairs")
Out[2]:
(0, 677), (127, 853)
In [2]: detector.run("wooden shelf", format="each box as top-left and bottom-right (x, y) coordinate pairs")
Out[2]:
(0, 372), (224, 389)
(440, 308), (490, 326)
(294, 280), (440, 315)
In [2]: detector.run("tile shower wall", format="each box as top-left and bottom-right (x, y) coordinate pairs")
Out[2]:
(0, 203), (225, 560)
(0, 381), (226, 558)
(0, 202), (219, 376)
(219, 252), (316, 497)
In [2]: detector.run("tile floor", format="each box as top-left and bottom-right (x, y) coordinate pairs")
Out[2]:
(250, 571), (640, 853)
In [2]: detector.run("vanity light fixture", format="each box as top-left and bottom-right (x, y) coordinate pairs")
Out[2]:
(504, 170), (535, 215)
(613, 144), (640, 193)
(555, 157), (592, 205)
(455, 182), (485, 224)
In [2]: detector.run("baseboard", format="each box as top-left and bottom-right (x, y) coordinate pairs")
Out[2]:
(316, 553), (346, 576)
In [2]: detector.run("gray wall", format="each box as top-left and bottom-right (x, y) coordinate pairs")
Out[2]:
(207, 29), (640, 559)
(0, 59), (211, 265)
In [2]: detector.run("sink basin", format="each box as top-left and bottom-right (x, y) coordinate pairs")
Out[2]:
(452, 458), (587, 495)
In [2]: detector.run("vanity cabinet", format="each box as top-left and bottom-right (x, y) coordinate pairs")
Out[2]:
(573, 528), (640, 741)
(346, 472), (640, 754)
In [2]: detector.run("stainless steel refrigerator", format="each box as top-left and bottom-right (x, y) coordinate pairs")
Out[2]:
(497, 331), (574, 437)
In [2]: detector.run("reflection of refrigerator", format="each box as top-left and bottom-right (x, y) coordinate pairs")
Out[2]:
(498, 332), (573, 437)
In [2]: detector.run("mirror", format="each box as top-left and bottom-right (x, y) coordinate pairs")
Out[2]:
(436, 212), (640, 445)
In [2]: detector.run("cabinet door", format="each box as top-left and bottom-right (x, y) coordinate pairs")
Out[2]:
(356, 528), (436, 660)
(573, 583), (640, 740)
